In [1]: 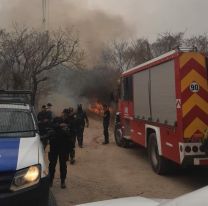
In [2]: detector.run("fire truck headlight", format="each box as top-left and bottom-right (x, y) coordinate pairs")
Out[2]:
(10, 165), (41, 191)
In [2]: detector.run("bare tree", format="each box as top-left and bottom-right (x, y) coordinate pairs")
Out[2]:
(185, 34), (208, 55)
(130, 38), (153, 66)
(101, 40), (134, 72)
(0, 26), (83, 105)
(101, 38), (154, 72)
(152, 32), (184, 56)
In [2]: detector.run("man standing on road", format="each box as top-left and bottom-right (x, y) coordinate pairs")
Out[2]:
(37, 105), (47, 121)
(37, 105), (50, 149)
(48, 109), (71, 189)
(46, 103), (53, 122)
(76, 104), (89, 148)
(67, 107), (77, 164)
(102, 104), (110, 144)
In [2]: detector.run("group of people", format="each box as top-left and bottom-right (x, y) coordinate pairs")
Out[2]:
(37, 102), (110, 189)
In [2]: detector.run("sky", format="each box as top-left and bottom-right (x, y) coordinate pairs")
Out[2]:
(88, 0), (208, 40)
(0, 0), (207, 41)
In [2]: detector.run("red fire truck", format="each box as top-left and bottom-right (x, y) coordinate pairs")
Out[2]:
(114, 48), (208, 174)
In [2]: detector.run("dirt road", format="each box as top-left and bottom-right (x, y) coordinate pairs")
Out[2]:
(51, 117), (208, 206)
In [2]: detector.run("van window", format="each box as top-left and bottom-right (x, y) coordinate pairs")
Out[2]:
(0, 109), (35, 137)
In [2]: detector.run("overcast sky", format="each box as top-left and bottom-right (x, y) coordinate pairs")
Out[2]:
(0, 0), (208, 41)
(88, 0), (208, 40)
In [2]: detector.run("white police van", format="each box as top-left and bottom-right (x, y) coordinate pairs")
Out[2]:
(0, 91), (51, 206)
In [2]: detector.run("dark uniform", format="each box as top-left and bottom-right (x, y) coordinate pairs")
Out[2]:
(76, 104), (89, 148)
(66, 108), (77, 164)
(46, 103), (53, 122)
(48, 112), (71, 188)
(103, 105), (110, 144)
(37, 107), (47, 122)
(37, 105), (50, 149)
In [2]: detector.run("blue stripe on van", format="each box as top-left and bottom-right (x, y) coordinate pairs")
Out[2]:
(0, 138), (20, 172)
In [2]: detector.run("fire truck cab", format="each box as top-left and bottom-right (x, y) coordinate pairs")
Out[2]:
(115, 48), (208, 174)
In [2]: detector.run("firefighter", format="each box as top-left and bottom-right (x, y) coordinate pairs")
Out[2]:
(37, 105), (50, 149)
(48, 109), (71, 189)
(102, 104), (110, 144)
(67, 107), (77, 164)
(76, 104), (89, 148)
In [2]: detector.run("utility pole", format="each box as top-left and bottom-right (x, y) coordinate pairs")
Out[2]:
(42, 0), (49, 31)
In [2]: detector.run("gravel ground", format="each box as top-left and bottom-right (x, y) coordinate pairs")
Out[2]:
(50, 117), (208, 206)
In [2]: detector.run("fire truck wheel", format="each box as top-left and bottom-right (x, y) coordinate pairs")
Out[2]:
(114, 127), (123, 146)
(148, 134), (169, 175)
(114, 127), (129, 148)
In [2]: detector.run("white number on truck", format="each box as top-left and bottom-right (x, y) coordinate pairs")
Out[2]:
(190, 82), (200, 93)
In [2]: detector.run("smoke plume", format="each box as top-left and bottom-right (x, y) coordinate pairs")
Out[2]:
(0, 0), (133, 112)
(37, 65), (120, 114)
(0, 0), (134, 66)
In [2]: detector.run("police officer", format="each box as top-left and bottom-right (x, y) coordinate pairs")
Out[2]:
(37, 105), (47, 121)
(46, 103), (53, 121)
(76, 104), (89, 148)
(37, 105), (50, 149)
(102, 104), (110, 144)
(67, 107), (77, 164)
(48, 109), (71, 189)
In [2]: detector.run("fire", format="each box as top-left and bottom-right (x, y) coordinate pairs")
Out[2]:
(88, 101), (103, 115)
(88, 101), (114, 116)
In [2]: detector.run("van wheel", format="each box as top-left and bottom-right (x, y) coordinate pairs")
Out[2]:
(148, 133), (169, 175)
(114, 127), (130, 148)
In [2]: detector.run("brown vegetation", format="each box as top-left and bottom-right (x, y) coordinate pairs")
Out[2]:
(0, 25), (83, 105)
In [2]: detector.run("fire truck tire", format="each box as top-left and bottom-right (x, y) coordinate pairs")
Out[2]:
(122, 138), (130, 148)
(114, 127), (122, 146)
(148, 134), (169, 175)
(114, 127), (129, 148)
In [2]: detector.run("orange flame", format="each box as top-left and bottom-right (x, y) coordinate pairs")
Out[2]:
(88, 101), (103, 115)
(88, 101), (113, 116)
